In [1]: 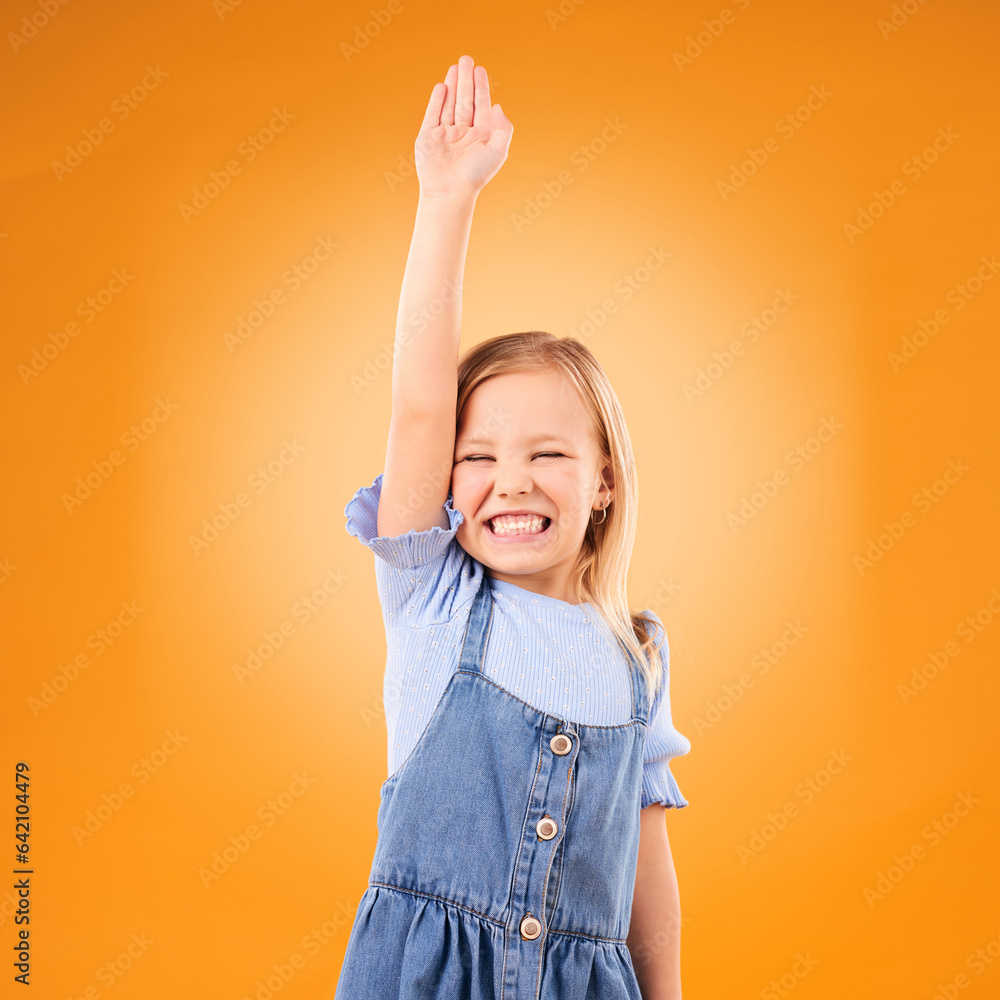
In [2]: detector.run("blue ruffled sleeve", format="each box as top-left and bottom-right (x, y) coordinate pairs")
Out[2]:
(345, 472), (465, 567)
(344, 472), (479, 629)
(639, 611), (691, 809)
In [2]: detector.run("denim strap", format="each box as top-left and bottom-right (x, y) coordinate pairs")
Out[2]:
(457, 570), (494, 677)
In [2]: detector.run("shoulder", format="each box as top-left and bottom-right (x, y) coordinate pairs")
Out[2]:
(637, 608), (667, 647)
(344, 472), (466, 567)
(635, 608), (669, 688)
(345, 472), (481, 628)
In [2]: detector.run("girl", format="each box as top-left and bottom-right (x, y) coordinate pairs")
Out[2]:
(336, 56), (691, 1000)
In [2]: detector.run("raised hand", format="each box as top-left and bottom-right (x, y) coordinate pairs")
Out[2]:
(414, 55), (514, 199)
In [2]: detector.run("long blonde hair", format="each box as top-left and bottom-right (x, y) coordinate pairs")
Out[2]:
(456, 330), (665, 695)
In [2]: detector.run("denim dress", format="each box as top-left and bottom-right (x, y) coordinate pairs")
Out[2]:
(334, 565), (658, 999)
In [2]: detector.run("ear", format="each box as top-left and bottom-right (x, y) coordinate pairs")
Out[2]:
(600, 462), (615, 498)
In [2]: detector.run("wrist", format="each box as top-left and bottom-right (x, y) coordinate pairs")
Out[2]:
(417, 187), (479, 210)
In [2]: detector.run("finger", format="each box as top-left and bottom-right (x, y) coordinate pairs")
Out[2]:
(487, 103), (514, 157)
(419, 82), (445, 132)
(472, 65), (491, 129)
(455, 54), (475, 127)
(441, 63), (458, 126)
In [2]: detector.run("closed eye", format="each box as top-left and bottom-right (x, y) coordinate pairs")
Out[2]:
(460, 452), (565, 463)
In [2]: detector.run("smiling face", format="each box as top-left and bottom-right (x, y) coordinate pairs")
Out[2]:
(451, 368), (614, 604)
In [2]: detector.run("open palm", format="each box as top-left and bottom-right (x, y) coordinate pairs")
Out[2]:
(414, 55), (513, 198)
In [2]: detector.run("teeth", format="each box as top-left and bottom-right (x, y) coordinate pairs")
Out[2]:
(490, 514), (547, 536)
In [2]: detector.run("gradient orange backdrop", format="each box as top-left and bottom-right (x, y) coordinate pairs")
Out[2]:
(3, 0), (999, 996)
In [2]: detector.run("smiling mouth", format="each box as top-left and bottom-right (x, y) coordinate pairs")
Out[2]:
(487, 515), (552, 537)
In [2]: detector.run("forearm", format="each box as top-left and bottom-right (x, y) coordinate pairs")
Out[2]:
(392, 192), (477, 415)
(627, 806), (683, 1000)
(373, 56), (510, 538)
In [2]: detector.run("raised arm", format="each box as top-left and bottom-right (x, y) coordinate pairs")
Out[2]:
(377, 55), (513, 539)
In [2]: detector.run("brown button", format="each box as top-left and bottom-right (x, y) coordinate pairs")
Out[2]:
(519, 914), (542, 940)
(550, 733), (572, 755)
(536, 815), (558, 840)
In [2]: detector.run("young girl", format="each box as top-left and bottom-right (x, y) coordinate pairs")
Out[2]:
(335, 56), (691, 1000)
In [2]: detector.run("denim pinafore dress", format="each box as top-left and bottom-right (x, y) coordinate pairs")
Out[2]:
(335, 569), (651, 999)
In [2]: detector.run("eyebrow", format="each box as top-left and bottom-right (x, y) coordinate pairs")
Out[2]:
(457, 433), (573, 447)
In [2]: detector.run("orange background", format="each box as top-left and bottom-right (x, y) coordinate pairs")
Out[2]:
(3, 0), (999, 996)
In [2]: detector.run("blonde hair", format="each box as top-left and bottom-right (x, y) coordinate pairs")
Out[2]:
(455, 330), (665, 696)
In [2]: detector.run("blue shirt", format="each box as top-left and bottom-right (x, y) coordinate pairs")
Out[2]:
(345, 472), (690, 809)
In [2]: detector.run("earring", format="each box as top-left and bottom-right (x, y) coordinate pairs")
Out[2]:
(591, 498), (610, 525)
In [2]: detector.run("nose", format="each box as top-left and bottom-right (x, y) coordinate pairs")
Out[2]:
(493, 460), (532, 498)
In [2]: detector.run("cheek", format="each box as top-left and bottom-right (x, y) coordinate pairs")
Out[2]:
(554, 475), (593, 520)
(450, 464), (470, 493)
(449, 468), (483, 511)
